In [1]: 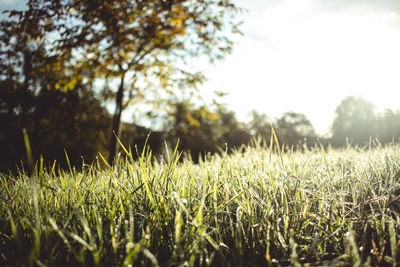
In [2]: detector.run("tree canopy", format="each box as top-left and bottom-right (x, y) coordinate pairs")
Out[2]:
(331, 96), (376, 146)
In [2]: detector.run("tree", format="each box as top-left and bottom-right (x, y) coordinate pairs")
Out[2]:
(331, 96), (376, 146)
(120, 121), (165, 159)
(375, 109), (400, 144)
(167, 100), (220, 161)
(0, 10), (111, 172)
(276, 112), (315, 148)
(164, 96), (251, 161)
(4, 0), (241, 162)
(216, 105), (251, 150)
(0, 74), (111, 173)
(246, 110), (273, 140)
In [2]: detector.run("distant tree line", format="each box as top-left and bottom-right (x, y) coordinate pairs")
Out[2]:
(331, 96), (400, 147)
(2, 79), (400, 173)
(0, 81), (310, 172)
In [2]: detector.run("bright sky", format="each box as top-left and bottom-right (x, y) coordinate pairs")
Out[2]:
(201, 0), (400, 135)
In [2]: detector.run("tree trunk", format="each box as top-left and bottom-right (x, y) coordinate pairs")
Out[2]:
(21, 50), (32, 127)
(108, 73), (125, 163)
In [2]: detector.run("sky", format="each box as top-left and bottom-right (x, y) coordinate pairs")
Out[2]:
(200, 0), (400, 135)
(2, 0), (400, 135)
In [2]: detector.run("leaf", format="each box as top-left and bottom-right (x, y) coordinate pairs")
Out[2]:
(185, 114), (200, 127)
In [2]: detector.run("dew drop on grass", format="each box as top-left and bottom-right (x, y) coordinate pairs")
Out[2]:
(126, 242), (134, 250)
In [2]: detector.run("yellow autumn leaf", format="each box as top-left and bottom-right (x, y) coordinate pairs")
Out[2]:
(171, 18), (183, 28)
(179, 28), (186, 36)
(185, 114), (200, 127)
(64, 78), (77, 91)
(207, 113), (219, 120)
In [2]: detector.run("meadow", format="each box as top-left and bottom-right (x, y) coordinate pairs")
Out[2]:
(1, 137), (400, 266)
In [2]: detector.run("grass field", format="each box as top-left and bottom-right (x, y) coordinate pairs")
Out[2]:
(1, 137), (400, 266)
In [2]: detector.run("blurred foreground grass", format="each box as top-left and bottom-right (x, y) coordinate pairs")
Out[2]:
(1, 139), (400, 266)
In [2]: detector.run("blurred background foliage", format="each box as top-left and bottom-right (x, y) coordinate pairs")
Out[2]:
(4, 81), (399, 173)
(1, 1), (400, 173)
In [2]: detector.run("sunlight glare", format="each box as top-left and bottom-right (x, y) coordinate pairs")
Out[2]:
(204, 0), (400, 134)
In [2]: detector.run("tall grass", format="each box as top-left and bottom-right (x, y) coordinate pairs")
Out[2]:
(1, 138), (400, 266)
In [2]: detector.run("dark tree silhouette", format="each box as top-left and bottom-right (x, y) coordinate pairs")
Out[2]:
(0, 14), (111, 172)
